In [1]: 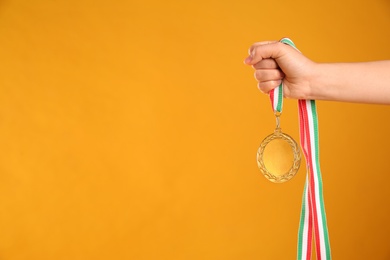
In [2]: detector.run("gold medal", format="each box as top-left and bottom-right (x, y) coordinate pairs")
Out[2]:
(257, 113), (301, 183)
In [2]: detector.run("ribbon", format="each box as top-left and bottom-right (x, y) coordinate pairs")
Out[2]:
(269, 38), (331, 259)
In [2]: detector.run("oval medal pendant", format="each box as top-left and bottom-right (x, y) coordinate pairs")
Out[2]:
(257, 116), (301, 183)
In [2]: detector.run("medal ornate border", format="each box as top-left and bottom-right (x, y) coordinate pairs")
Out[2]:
(257, 130), (301, 183)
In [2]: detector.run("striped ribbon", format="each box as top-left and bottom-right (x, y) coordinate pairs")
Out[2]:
(270, 38), (331, 259)
(269, 78), (283, 113)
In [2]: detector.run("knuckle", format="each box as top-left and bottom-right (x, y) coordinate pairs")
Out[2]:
(257, 83), (266, 93)
(248, 45), (257, 56)
(275, 69), (284, 78)
(258, 82), (270, 94)
(254, 70), (261, 81)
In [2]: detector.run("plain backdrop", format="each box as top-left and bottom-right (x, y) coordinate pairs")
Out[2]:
(1, 0), (390, 259)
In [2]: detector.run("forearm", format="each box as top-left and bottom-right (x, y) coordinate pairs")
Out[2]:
(309, 61), (390, 104)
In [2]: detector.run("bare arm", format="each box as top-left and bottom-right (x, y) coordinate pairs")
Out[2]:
(311, 61), (390, 104)
(244, 41), (390, 104)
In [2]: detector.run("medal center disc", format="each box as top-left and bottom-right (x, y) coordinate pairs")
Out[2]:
(263, 139), (294, 177)
(257, 131), (301, 183)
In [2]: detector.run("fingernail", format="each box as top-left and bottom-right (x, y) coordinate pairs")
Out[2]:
(244, 56), (252, 64)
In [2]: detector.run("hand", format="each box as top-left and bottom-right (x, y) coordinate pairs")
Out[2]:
(244, 41), (316, 100)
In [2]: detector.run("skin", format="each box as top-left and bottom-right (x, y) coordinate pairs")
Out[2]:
(244, 41), (390, 105)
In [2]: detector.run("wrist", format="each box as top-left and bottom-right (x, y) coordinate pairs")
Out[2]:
(308, 62), (335, 101)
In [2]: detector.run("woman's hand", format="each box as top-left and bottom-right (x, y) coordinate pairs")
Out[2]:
(244, 41), (316, 100)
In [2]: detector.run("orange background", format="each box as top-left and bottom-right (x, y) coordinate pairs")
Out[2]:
(1, 0), (390, 259)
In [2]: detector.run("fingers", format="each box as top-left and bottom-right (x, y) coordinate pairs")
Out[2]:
(258, 80), (282, 94)
(244, 40), (310, 97)
(254, 68), (284, 94)
(244, 41), (287, 65)
(248, 41), (278, 56)
(244, 41), (277, 64)
(249, 49), (282, 94)
(254, 68), (284, 82)
(244, 40), (292, 94)
(252, 58), (279, 70)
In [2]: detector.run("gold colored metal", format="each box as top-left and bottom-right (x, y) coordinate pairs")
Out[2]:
(275, 115), (281, 129)
(257, 118), (301, 183)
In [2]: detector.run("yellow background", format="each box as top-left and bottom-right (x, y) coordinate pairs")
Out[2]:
(1, 0), (390, 259)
